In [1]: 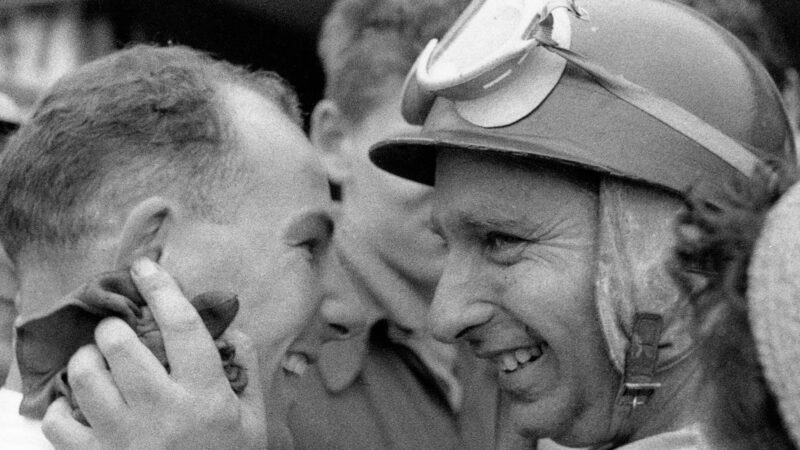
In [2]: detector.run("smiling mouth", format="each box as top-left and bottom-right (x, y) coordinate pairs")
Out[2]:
(491, 343), (546, 373)
(281, 352), (311, 377)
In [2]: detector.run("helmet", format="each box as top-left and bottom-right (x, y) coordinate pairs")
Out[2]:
(369, 0), (795, 194)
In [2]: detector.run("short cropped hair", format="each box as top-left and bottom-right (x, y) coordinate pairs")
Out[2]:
(0, 44), (301, 260)
(318, 0), (469, 122)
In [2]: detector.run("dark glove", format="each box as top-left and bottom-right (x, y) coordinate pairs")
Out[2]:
(16, 270), (247, 422)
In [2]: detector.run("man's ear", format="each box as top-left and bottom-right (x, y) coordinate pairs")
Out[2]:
(114, 197), (174, 269)
(310, 99), (352, 185)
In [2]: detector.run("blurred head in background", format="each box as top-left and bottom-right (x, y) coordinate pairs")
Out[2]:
(311, 0), (469, 332)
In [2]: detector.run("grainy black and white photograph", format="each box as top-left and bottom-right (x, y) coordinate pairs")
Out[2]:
(0, 0), (799, 448)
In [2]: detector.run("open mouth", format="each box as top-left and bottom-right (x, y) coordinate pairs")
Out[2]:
(492, 343), (546, 374)
(281, 352), (311, 377)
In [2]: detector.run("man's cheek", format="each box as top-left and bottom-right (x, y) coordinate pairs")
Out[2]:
(283, 270), (323, 317)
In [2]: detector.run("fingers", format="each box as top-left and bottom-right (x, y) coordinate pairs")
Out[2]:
(130, 257), (224, 386)
(93, 317), (170, 404)
(223, 330), (263, 406)
(67, 343), (130, 433)
(42, 397), (97, 450)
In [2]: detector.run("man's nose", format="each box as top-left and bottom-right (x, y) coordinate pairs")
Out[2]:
(318, 251), (371, 342)
(319, 291), (375, 341)
(429, 253), (494, 343)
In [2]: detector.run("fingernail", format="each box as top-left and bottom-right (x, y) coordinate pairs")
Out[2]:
(132, 257), (158, 277)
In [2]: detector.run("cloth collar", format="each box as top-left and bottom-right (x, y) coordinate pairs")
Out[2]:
(319, 233), (463, 410)
(317, 328), (371, 393)
(317, 317), (464, 412)
(387, 322), (462, 411)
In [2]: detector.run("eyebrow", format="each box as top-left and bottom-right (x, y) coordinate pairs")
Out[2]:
(433, 205), (536, 234)
(466, 214), (531, 231)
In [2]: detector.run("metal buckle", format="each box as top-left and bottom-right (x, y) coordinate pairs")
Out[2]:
(621, 313), (663, 408)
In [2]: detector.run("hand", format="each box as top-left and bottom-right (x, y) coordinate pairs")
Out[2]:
(41, 258), (268, 449)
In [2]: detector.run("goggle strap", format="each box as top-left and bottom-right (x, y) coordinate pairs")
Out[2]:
(541, 41), (761, 178)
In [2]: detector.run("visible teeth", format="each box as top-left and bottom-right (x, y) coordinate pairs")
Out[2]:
(502, 354), (518, 372)
(282, 353), (309, 377)
(495, 345), (543, 373)
(514, 348), (532, 364)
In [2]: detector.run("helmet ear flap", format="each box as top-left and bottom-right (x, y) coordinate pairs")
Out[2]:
(401, 50), (437, 126)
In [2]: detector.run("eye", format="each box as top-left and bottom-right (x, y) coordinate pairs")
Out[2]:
(431, 225), (448, 248)
(303, 220), (334, 261)
(485, 231), (528, 263)
(283, 212), (334, 262)
(296, 237), (321, 259)
(486, 231), (526, 249)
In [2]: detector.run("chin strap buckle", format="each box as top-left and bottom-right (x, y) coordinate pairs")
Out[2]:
(620, 313), (663, 409)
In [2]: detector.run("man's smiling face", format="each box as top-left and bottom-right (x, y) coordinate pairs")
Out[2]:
(429, 149), (619, 446)
(164, 84), (336, 445)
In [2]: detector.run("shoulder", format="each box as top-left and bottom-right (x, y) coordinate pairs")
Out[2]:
(0, 387), (54, 449)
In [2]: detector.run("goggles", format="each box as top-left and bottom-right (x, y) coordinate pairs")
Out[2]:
(402, 0), (763, 178)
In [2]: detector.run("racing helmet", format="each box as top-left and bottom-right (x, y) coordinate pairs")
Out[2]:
(369, 0), (796, 193)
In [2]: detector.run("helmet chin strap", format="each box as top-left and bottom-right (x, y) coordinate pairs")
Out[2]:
(602, 313), (664, 445)
(600, 313), (702, 446)
(618, 313), (664, 409)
